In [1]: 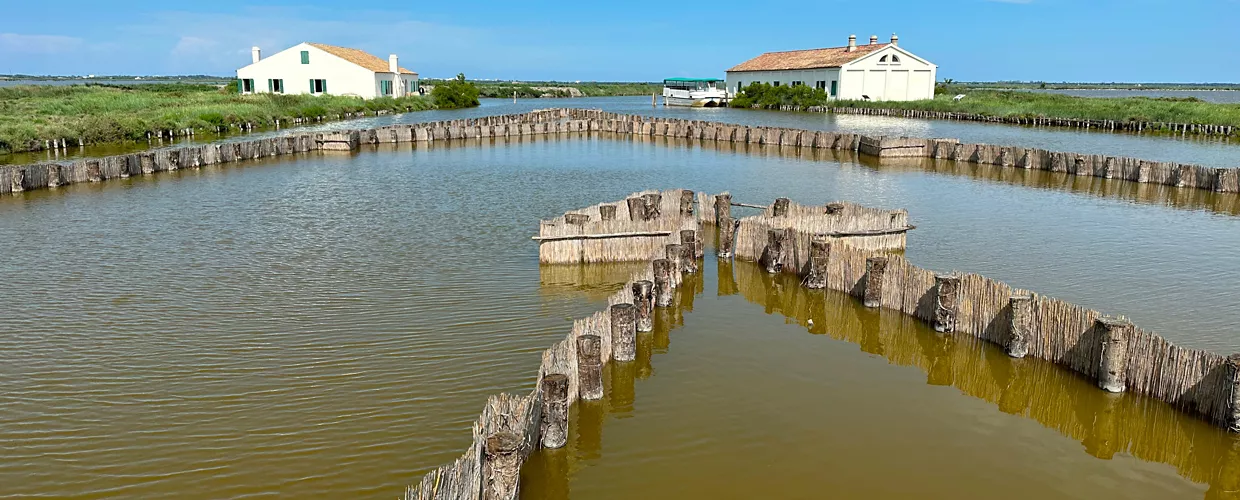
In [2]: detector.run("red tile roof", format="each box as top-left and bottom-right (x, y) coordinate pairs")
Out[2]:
(308, 43), (418, 75)
(727, 44), (889, 72)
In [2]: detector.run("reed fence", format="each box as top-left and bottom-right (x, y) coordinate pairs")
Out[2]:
(535, 189), (700, 264)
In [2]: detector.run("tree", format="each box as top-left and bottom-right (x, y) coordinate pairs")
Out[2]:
(431, 73), (481, 109)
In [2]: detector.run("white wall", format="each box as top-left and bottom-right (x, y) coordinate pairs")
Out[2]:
(237, 43), (378, 98)
(726, 68), (841, 96)
(370, 73), (422, 98)
(838, 46), (936, 101)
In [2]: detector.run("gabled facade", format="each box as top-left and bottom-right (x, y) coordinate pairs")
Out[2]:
(235, 42), (419, 99)
(726, 34), (937, 102)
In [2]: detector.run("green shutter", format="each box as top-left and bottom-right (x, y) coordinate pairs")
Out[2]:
(309, 79), (314, 94)
(301, 51), (309, 64)
(237, 79), (243, 93)
(267, 79), (272, 92)
(321, 80), (326, 94)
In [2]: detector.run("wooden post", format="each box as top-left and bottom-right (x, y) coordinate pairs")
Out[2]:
(653, 259), (674, 307)
(665, 244), (684, 287)
(483, 431), (523, 500)
(626, 197), (647, 222)
(1227, 354), (1240, 432)
(599, 204), (617, 221)
(679, 230), (699, 273)
(1007, 294), (1032, 358)
(933, 274), (961, 333)
(863, 256), (888, 307)
(642, 193), (662, 220)
(713, 194), (732, 226)
(611, 303), (637, 362)
(576, 335), (604, 400)
(772, 197), (791, 217)
(539, 374), (569, 449)
(679, 190), (694, 216)
(564, 213), (590, 225)
(632, 280), (654, 332)
(825, 202), (845, 215)
(804, 236), (830, 289)
(1096, 317), (1132, 393)
(762, 228), (789, 274)
(717, 216), (736, 259)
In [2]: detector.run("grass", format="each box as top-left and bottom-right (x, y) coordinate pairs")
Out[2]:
(435, 80), (661, 98)
(731, 83), (1240, 128)
(0, 83), (436, 154)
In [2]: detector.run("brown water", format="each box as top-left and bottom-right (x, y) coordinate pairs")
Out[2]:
(2, 133), (1239, 499)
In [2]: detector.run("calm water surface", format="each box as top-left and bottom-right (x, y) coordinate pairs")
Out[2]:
(2, 134), (1238, 498)
(5, 96), (1239, 168)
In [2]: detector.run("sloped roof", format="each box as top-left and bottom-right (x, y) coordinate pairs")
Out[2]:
(307, 43), (418, 75)
(727, 43), (889, 72)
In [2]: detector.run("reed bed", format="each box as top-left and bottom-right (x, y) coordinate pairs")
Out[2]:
(536, 189), (700, 264)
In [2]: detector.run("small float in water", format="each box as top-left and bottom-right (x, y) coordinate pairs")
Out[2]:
(662, 78), (728, 107)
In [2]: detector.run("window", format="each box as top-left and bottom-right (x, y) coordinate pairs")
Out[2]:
(309, 79), (327, 94)
(815, 81), (826, 90)
(880, 55), (888, 63)
(381, 80), (393, 96)
(830, 80), (838, 97)
(791, 81), (803, 87)
(772, 81), (780, 87)
(268, 79), (284, 93)
(300, 50), (310, 64)
(239, 78), (254, 93)
(891, 55), (901, 63)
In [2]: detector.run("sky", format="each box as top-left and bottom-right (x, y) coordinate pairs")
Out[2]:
(1, 0), (1237, 82)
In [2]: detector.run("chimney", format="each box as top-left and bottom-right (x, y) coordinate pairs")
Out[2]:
(890, 33), (899, 46)
(870, 35), (878, 45)
(251, 46), (261, 64)
(389, 54), (398, 74)
(847, 34), (857, 52)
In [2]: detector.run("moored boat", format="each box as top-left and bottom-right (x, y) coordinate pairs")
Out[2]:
(662, 78), (728, 107)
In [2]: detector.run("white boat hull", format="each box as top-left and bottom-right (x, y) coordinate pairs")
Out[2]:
(664, 95), (726, 107)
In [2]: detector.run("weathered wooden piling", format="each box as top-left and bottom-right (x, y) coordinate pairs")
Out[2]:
(599, 204), (617, 221)
(679, 230), (699, 273)
(714, 194), (732, 225)
(825, 202), (845, 215)
(539, 374), (569, 449)
(576, 335), (604, 400)
(933, 274), (961, 333)
(762, 228), (790, 274)
(772, 198), (791, 217)
(804, 237), (830, 289)
(564, 213), (590, 225)
(626, 197), (648, 222)
(1097, 317), (1133, 393)
(642, 193), (662, 220)
(679, 190), (694, 217)
(863, 256), (888, 308)
(483, 432), (523, 500)
(632, 280), (654, 332)
(1228, 354), (1240, 433)
(718, 217), (736, 259)
(665, 244), (685, 285)
(653, 259), (675, 307)
(610, 304), (637, 362)
(1007, 294), (1032, 358)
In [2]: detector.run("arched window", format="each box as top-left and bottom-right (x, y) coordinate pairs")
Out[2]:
(879, 55), (888, 63)
(891, 55), (901, 63)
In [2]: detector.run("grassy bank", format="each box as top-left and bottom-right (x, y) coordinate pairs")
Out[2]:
(0, 83), (436, 154)
(730, 83), (1240, 127)
(438, 80), (660, 99)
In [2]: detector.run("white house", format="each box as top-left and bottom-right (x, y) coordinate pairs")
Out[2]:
(236, 42), (419, 99)
(726, 34), (936, 102)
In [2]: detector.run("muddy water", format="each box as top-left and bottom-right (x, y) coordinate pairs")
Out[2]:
(1, 133), (1237, 499)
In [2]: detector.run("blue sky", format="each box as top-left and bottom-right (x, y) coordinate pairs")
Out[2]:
(2, 0), (1237, 82)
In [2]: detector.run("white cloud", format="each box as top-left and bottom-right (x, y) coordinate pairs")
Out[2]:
(0, 33), (84, 54)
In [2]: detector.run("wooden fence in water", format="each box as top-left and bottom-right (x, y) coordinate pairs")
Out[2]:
(718, 194), (1240, 434)
(5, 108), (1240, 199)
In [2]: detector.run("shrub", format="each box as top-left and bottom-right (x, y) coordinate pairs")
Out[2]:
(431, 73), (481, 109)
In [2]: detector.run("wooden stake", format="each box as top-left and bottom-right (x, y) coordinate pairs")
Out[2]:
(665, 244), (684, 287)
(1228, 354), (1240, 432)
(825, 202), (845, 215)
(576, 335), (603, 400)
(713, 194), (732, 225)
(717, 216), (736, 259)
(762, 228), (790, 274)
(611, 304), (637, 362)
(632, 280), (654, 332)
(599, 204), (617, 221)
(679, 190), (694, 216)
(679, 230), (699, 273)
(804, 236), (830, 289)
(642, 193), (662, 220)
(626, 197), (647, 222)
(772, 197), (791, 217)
(653, 259), (674, 307)
(564, 213), (590, 225)
(539, 374), (569, 449)
(933, 274), (961, 333)
(483, 431), (523, 500)
(863, 256), (888, 307)
(1007, 294), (1033, 358)
(1097, 317), (1132, 393)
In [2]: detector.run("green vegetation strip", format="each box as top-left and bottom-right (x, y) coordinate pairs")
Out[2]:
(430, 80), (660, 99)
(731, 83), (1240, 128)
(0, 82), (487, 154)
